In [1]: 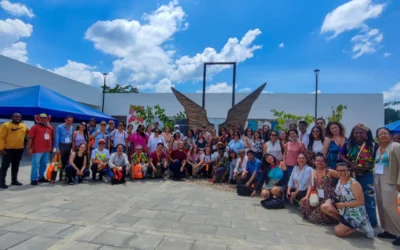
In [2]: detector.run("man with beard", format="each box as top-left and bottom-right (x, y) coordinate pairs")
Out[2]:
(169, 141), (187, 180)
(0, 113), (27, 188)
(87, 118), (97, 136)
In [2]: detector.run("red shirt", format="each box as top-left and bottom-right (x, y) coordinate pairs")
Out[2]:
(170, 149), (187, 162)
(29, 124), (54, 153)
(149, 151), (167, 165)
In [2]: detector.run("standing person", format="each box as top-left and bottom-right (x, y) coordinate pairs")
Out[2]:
(148, 129), (167, 154)
(55, 115), (74, 181)
(392, 133), (400, 143)
(127, 124), (134, 159)
(298, 121), (309, 146)
(91, 121), (109, 149)
(169, 141), (187, 180)
(87, 118), (97, 136)
(316, 118), (326, 136)
(228, 132), (245, 153)
(208, 129), (220, 153)
(162, 126), (172, 146)
(151, 122), (160, 132)
(106, 120), (116, 134)
(169, 132), (183, 152)
(284, 129), (306, 177)
(145, 125), (153, 137)
(323, 121), (347, 170)
(305, 126), (325, 162)
(289, 123), (298, 130)
(227, 127), (235, 142)
(243, 128), (253, 153)
(0, 113), (27, 188)
(129, 125), (149, 153)
(72, 122), (89, 151)
(183, 129), (195, 153)
(374, 128), (400, 246)
(339, 123), (378, 228)
(195, 132), (207, 152)
(262, 125), (271, 142)
(279, 130), (288, 146)
(173, 124), (184, 138)
(201, 125), (212, 142)
(263, 130), (283, 162)
(109, 122), (128, 153)
(28, 113), (54, 185)
(219, 127), (229, 147)
(251, 131), (264, 160)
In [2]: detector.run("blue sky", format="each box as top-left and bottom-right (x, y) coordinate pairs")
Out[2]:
(0, 0), (399, 99)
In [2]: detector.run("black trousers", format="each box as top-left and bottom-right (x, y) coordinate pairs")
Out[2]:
(59, 143), (72, 180)
(0, 149), (24, 184)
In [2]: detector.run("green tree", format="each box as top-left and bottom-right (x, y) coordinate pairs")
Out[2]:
(384, 101), (400, 107)
(384, 107), (400, 124)
(327, 104), (347, 122)
(104, 84), (139, 93)
(133, 105), (186, 130)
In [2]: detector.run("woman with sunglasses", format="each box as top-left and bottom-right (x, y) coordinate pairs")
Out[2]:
(321, 162), (374, 239)
(300, 154), (339, 225)
(374, 127), (400, 246)
(305, 126), (324, 163)
(228, 132), (245, 154)
(109, 122), (128, 153)
(263, 130), (283, 162)
(90, 121), (110, 149)
(72, 122), (89, 152)
(219, 127), (229, 147)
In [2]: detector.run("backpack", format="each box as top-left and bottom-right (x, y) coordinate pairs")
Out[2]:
(260, 197), (285, 209)
(132, 164), (143, 179)
(237, 184), (252, 196)
(111, 167), (124, 185)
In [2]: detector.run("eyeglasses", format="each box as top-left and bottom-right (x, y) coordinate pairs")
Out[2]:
(100, 124), (106, 126)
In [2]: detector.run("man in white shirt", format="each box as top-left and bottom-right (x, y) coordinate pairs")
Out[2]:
(109, 144), (131, 183)
(233, 149), (248, 184)
(298, 121), (309, 146)
(147, 129), (167, 153)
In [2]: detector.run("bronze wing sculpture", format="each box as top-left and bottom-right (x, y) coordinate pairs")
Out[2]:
(171, 82), (267, 130)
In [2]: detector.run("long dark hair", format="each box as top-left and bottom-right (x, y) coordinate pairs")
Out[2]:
(75, 123), (89, 143)
(348, 123), (374, 150)
(136, 124), (146, 139)
(308, 126), (324, 152)
(261, 153), (278, 184)
(325, 121), (346, 138)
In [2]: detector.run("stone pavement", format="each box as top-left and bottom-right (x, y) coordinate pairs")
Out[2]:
(0, 162), (397, 250)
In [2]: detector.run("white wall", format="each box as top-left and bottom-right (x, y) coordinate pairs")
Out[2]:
(0, 55), (101, 107)
(104, 92), (384, 135)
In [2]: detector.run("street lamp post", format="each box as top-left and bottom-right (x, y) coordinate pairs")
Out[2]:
(102, 73), (108, 113)
(314, 69), (320, 119)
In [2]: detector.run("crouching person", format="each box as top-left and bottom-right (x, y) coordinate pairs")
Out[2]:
(148, 143), (169, 178)
(169, 141), (187, 180)
(66, 143), (90, 185)
(130, 145), (149, 179)
(108, 144), (130, 184)
(90, 139), (110, 181)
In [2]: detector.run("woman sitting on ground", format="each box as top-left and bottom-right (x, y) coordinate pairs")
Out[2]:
(252, 154), (287, 198)
(228, 149), (238, 183)
(300, 153), (339, 225)
(196, 132), (207, 153)
(65, 143), (90, 185)
(211, 143), (229, 183)
(186, 145), (203, 178)
(321, 162), (374, 239)
(287, 153), (312, 203)
(199, 146), (213, 178)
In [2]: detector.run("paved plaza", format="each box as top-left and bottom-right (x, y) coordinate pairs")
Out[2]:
(0, 158), (397, 250)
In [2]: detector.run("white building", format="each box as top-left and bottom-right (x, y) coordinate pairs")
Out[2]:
(0, 55), (384, 134)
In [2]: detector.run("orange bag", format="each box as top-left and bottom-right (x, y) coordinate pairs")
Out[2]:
(89, 138), (95, 149)
(46, 153), (60, 180)
(132, 164), (143, 179)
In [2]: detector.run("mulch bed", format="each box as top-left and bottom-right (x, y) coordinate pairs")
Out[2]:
(184, 178), (237, 192)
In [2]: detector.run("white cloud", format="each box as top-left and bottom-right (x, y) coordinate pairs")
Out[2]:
(1, 41), (27, 62)
(56, 1), (261, 92)
(196, 82), (235, 93)
(238, 87), (251, 93)
(321, 0), (384, 38)
(36, 63), (42, 69)
(0, 0), (34, 18)
(351, 27), (383, 58)
(51, 60), (116, 87)
(278, 42), (284, 48)
(383, 82), (400, 102)
(309, 90), (322, 94)
(384, 52), (391, 58)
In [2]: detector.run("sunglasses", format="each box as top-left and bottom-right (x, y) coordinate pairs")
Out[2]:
(81, 123), (86, 126)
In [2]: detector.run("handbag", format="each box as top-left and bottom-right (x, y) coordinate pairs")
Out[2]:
(46, 153), (61, 180)
(237, 184), (252, 196)
(261, 197), (285, 209)
(309, 169), (319, 207)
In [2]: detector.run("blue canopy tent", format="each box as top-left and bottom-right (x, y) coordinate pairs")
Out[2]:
(0, 85), (117, 123)
(385, 120), (400, 133)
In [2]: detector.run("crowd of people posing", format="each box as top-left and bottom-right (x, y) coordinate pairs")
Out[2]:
(0, 114), (399, 245)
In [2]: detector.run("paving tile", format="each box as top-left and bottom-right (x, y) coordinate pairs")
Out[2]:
(258, 221), (317, 236)
(125, 233), (163, 249)
(223, 199), (244, 205)
(60, 241), (102, 250)
(215, 226), (246, 240)
(231, 218), (258, 230)
(8, 236), (60, 250)
(205, 216), (232, 227)
(179, 214), (207, 224)
(27, 222), (72, 237)
(91, 229), (133, 247)
(212, 202), (234, 210)
(303, 235), (344, 250)
(0, 230), (7, 236)
(51, 209), (82, 220)
(0, 217), (23, 228)
(132, 201), (158, 209)
(245, 229), (279, 244)
(186, 224), (217, 236)
(192, 241), (227, 250)
(276, 233), (312, 248)
(133, 209), (161, 219)
(132, 218), (164, 230)
(221, 210), (244, 218)
(3, 220), (46, 233)
(197, 207), (223, 217)
(155, 237), (194, 250)
(77, 228), (107, 242)
(0, 232), (34, 250)
(105, 215), (140, 227)
(174, 205), (199, 214)
(12, 205), (41, 214)
(171, 199), (193, 206)
(54, 225), (83, 238)
(98, 246), (131, 250)
(157, 221), (191, 234)
(155, 211), (184, 222)
(192, 200), (213, 208)
(152, 203), (179, 212)
(28, 207), (63, 217)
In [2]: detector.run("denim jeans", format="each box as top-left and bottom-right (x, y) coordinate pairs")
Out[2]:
(356, 172), (377, 227)
(169, 161), (186, 179)
(31, 152), (50, 181)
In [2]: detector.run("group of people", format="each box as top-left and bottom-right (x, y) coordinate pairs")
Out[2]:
(0, 113), (399, 245)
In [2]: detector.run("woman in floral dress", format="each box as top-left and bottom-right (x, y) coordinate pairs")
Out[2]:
(300, 154), (339, 225)
(251, 131), (264, 160)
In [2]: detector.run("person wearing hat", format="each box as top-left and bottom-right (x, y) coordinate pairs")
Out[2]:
(28, 113), (54, 185)
(90, 138), (110, 181)
(173, 124), (184, 138)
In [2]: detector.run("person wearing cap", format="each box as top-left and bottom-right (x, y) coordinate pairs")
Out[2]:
(233, 149), (248, 184)
(90, 139), (110, 181)
(28, 113), (54, 185)
(55, 115), (74, 181)
(173, 124), (184, 138)
(201, 125), (211, 141)
(210, 143), (229, 183)
(147, 128), (167, 154)
(0, 113), (28, 189)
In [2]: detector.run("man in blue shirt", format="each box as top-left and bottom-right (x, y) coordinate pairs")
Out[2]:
(242, 150), (262, 188)
(55, 115), (74, 181)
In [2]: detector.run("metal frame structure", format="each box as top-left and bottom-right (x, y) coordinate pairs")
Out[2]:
(202, 62), (237, 108)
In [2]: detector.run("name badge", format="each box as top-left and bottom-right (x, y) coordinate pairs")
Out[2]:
(212, 145), (216, 150)
(317, 189), (325, 199)
(44, 133), (50, 140)
(65, 137), (71, 143)
(375, 163), (384, 175)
